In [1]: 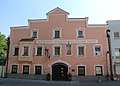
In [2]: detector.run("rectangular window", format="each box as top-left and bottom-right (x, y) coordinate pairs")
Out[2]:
(78, 46), (84, 56)
(54, 30), (60, 38)
(32, 31), (37, 38)
(23, 46), (29, 56)
(114, 32), (120, 38)
(115, 48), (120, 56)
(36, 47), (42, 56)
(66, 44), (71, 55)
(116, 64), (120, 75)
(11, 65), (18, 74)
(54, 46), (60, 56)
(23, 65), (29, 74)
(78, 30), (84, 38)
(95, 66), (103, 76)
(94, 46), (101, 56)
(13, 47), (19, 56)
(35, 66), (42, 75)
(78, 66), (85, 76)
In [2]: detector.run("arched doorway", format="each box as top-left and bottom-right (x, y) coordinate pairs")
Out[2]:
(52, 63), (68, 81)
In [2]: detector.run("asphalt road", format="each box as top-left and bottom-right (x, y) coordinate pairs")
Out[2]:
(0, 78), (120, 86)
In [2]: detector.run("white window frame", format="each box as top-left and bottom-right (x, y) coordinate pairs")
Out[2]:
(113, 32), (120, 39)
(52, 28), (62, 39)
(76, 44), (86, 57)
(94, 65), (104, 76)
(22, 64), (30, 74)
(34, 64), (43, 75)
(53, 45), (62, 57)
(115, 48), (120, 57)
(13, 45), (19, 56)
(76, 28), (85, 38)
(77, 65), (86, 76)
(21, 44), (30, 57)
(93, 44), (103, 57)
(10, 63), (19, 74)
(31, 29), (39, 38)
(35, 45), (44, 57)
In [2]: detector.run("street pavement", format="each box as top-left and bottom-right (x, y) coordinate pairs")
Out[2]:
(0, 78), (120, 86)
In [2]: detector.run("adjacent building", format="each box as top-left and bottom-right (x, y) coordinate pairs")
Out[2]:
(7, 7), (109, 80)
(107, 20), (120, 80)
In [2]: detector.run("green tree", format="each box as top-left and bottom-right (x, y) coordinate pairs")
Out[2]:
(0, 32), (7, 65)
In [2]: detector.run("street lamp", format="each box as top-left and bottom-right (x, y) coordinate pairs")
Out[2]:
(106, 29), (114, 80)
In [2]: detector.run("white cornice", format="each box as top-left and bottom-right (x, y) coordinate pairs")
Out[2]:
(10, 26), (29, 29)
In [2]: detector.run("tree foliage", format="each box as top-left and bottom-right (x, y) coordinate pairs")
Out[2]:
(0, 32), (7, 65)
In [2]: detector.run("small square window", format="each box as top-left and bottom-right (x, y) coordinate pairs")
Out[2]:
(95, 66), (103, 76)
(32, 31), (37, 38)
(94, 46), (102, 56)
(114, 32), (120, 38)
(54, 30), (60, 38)
(78, 31), (84, 38)
(35, 66), (42, 75)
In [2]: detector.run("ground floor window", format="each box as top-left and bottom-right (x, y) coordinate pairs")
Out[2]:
(11, 65), (18, 74)
(116, 64), (120, 75)
(23, 65), (29, 74)
(95, 66), (103, 76)
(78, 66), (85, 76)
(35, 66), (42, 75)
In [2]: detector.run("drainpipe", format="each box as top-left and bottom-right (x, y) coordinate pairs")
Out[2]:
(106, 29), (114, 80)
(5, 37), (10, 78)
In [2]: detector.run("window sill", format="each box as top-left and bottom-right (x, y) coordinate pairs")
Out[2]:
(77, 55), (85, 57)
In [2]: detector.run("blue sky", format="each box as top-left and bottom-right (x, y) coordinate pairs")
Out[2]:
(1, 0), (120, 36)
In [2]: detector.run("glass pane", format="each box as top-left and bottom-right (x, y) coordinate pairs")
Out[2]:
(55, 31), (60, 38)
(55, 47), (60, 55)
(14, 47), (19, 56)
(37, 47), (42, 56)
(78, 46), (84, 55)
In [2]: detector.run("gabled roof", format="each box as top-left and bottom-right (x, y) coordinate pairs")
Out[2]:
(46, 7), (69, 15)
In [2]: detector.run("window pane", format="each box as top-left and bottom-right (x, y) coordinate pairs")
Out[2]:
(14, 47), (19, 56)
(78, 31), (83, 37)
(23, 65), (29, 74)
(115, 48), (120, 56)
(114, 32), (119, 38)
(35, 66), (41, 75)
(95, 66), (103, 76)
(55, 47), (60, 55)
(55, 31), (60, 38)
(37, 47), (42, 56)
(78, 66), (85, 76)
(78, 46), (84, 55)
(32, 31), (37, 38)
(95, 46), (101, 56)
(116, 64), (120, 75)
(23, 46), (29, 56)
(11, 65), (18, 74)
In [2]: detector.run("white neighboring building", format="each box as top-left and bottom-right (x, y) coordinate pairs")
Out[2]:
(107, 20), (120, 80)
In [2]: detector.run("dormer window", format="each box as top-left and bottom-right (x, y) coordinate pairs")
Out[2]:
(76, 28), (84, 38)
(31, 29), (38, 38)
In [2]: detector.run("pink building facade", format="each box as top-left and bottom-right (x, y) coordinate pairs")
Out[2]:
(8, 7), (109, 80)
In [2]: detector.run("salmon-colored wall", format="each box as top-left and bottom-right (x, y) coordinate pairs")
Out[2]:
(8, 8), (108, 76)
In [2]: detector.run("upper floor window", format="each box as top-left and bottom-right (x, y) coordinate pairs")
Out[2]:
(77, 45), (85, 57)
(53, 28), (61, 39)
(77, 28), (84, 38)
(114, 32), (120, 38)
(36, 46), (43, 56)
(31, 29), (38, 38)
(94, 45), (102, 56)
(53, 45), (61, 56)
(13, 46), (19, 56)
(22, 46), (29, 56)
(115, 48), (120, 56)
